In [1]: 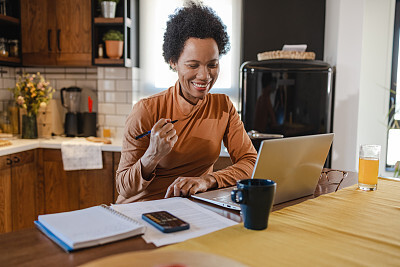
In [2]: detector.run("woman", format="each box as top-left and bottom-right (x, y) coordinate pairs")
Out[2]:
(116, 2), (257, 203)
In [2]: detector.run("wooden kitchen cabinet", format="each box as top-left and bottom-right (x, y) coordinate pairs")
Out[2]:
(42, 149), (114, 214)
(20, 0), (92, 66)
(0, 150), (38, 233)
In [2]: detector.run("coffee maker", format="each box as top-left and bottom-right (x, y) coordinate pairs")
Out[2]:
(61, 87), (82, 137)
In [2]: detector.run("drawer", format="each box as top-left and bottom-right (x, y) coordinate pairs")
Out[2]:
(0, 150), (35, 169)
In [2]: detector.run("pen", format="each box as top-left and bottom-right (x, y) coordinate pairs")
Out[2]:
(135, 120), (178, 140)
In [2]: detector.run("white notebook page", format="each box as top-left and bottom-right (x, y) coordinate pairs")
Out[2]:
(112, 197), (237, 247)
(38, 206), (143, 247)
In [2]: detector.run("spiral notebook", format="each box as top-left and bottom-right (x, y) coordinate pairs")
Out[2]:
(34, 205), (146, 252)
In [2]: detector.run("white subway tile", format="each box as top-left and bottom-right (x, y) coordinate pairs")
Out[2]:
(115, 127), (125, 139)
(99, 103), (116, 114)
(116, 103), (133, 115)
(3, 78), (16, 89)
(23, 67), (45, 74)
(86, 73), (98, 79)
(115, 80), (133, 91)
(97, 67), (104, 79)
(97, 92), (104, 102)
(45, 67), (65, 73)
(105, 115), (127, 127)
(127, 68), (133, 80)
(66, 68), (86, 73)
(0, 90), (12, 99)
(104, 92), (116, 102)
(15, 67), (23, 76)
(98, 114), (105, 125)
(48, 79), (58, 89)
(77, 80), (97, 90)
(104, 67), (127, 79)
(1, 67), (14, 78)
(115, 92), (128, 102)
(104, 92), (126, 103)
(8, 67), (15, 77)
(56, 80), (76, 90)
(86, 67), (98, 74)
(45, 73), (66, 79)
(98, 80), (115, 91)
(65, 73), (86, 79)
(127, 92), (133, 103)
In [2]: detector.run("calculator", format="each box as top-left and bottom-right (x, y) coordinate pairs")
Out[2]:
(142, 211), (190, 233)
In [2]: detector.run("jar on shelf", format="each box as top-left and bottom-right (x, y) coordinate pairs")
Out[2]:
(0, 37), (8, 57)
(98, 44), (104, 58)
(8, 39), (18, 57)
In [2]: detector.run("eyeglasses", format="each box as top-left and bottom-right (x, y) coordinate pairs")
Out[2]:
(319, 170), (348, 192)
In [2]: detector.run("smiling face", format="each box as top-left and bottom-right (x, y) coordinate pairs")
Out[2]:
(170, 38), (220, 105)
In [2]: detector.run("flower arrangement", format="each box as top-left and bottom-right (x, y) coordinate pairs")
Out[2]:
(9, 72), (55, 116)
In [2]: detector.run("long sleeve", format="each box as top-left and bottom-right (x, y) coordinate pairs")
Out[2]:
(210, 97), (258, 187)
(116, 100), (156, 199)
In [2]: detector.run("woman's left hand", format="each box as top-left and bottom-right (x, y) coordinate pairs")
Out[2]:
(165, 175), (217, 198)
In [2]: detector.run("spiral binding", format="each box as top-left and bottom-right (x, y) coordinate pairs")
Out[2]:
(100, 204), (142, 226)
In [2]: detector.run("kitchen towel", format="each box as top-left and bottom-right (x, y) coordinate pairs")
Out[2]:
(61, 138), (103, 171)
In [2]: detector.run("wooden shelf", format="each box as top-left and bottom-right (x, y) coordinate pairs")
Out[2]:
(94, 58), (124, 65)
(0, 14), (19, 24)
(0, 56), (21, 63)
(94, 17), (123, 24)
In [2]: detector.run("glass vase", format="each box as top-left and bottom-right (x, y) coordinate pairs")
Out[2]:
(21, 114), (38, 139)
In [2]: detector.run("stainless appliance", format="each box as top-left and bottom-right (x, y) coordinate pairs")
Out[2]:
(61, 86), (82, 137)
(240, 59), (334, 165)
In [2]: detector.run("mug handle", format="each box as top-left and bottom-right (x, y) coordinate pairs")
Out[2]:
(231, 189), (246, 204)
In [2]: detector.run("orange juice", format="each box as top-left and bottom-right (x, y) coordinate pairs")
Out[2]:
(358, 157), (379, 185)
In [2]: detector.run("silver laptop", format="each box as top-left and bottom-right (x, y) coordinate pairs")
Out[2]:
(191, 133), (334, 210)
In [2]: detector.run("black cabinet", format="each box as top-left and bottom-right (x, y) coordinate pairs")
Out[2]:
(0, 0), (21, 66)
(92, 0), (138, 67)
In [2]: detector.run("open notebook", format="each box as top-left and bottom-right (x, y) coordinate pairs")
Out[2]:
(34, 205), (146, 252)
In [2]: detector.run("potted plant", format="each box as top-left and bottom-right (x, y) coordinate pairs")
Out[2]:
(103, 30), (124, 59)
(99, 0), (120, 18)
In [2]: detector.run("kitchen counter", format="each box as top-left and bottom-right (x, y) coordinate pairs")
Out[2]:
(0, 137), (123, 156)
(0, 137), (230, 157)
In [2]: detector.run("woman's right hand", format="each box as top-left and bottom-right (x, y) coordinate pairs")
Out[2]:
(147, 118), (178, 159)
(140, 119), (178, 179)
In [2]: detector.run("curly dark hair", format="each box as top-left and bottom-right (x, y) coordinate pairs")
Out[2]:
(162, 2), (230, 66)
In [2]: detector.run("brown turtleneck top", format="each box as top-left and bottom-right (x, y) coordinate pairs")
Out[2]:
(116, 81), (257, 203)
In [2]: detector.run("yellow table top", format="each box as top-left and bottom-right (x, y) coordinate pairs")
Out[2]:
(162, 178), (400, 266)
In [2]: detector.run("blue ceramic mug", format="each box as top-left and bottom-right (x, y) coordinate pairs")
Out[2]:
(231, 179), (276, 230)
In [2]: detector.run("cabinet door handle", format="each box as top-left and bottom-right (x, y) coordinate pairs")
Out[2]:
(48, 29), (52, 51)
(13, 156), (20, 163)
(57, 29), (61, 52)
(6, 158), (12, 165)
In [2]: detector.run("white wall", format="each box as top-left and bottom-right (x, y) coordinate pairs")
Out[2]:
(325, 0), (395, 176)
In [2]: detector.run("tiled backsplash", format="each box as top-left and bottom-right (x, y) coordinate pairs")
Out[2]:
(0, 66), (140, 139)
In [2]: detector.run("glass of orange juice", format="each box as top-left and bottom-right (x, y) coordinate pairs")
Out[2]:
(358, 144), (381, 191)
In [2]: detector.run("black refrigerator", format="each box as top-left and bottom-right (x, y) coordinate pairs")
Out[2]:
(240, 59), (334, 166)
